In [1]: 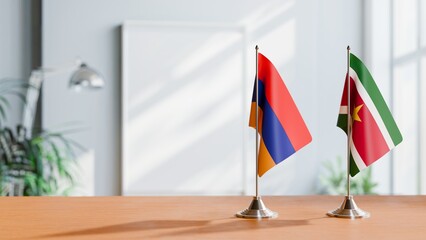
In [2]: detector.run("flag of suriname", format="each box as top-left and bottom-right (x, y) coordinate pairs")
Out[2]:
(337, 53), (403, 177)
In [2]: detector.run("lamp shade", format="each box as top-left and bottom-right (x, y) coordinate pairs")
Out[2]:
(69, 63), (104, 90)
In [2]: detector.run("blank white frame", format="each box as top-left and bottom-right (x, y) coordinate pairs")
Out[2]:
(121, 21), (249, 195)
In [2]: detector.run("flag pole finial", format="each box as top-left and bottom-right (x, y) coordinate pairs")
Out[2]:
(347, 45), (351, 51)
(255, 45), (259, 50)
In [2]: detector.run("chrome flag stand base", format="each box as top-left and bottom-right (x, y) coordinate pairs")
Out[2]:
(327, 195), (370, 219)
(236, 196), (278, 219)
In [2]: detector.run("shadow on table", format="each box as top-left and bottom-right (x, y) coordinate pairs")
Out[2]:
(153, 218), (312, 238)
(39, 220), (210, 238)
(39, 217), (316, 238)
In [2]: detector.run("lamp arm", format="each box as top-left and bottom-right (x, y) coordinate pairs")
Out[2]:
(35, 59), (82, 78)
(22, 72), (42, 137)
(21, 59), (82, 137)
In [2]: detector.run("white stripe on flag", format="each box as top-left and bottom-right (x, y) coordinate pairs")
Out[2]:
(349, 68), (395, 150)
(339, 106), (347, 114)
(350, 132), (367, 170)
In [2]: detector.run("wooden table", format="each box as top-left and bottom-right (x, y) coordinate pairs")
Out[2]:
(1, 196), (425, 239)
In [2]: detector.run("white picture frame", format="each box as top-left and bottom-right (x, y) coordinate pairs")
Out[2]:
(121, 21), (249, 195)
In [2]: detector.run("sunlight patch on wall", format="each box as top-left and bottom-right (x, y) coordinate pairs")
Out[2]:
(393, 61), (418, 194)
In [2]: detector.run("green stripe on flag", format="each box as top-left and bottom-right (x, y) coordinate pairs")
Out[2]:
(337, 114), (347, 134)
(349, 154), (360, 177)
(350, 53), (403, 146)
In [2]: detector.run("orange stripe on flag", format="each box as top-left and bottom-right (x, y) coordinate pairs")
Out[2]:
(249, 102), (276, 176)
(249, 102), (263, 134)
(258, 139), (276, 177)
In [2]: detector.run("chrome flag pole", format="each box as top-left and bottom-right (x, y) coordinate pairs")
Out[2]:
(236, 45), (277, 219)
(327, 46), (370, 219)
(256, 44), (260, 199)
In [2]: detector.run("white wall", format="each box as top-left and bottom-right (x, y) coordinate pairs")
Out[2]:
(364, 0), (393, 194)
(365, 0), (426, 195)
(42, 0), (363, 195)
(0, 0), (31, 127)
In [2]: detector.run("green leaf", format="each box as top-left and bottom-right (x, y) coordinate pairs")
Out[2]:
(0, 122), (82, 196)
(24, 174), (38, 195)
(0, 96), (11, 108)
(0, 105), (6, 122)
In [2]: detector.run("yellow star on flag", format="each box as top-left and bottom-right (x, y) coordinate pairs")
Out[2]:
(353, 104), (363, 122)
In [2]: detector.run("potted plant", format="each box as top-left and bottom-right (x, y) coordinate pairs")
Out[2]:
(0, 79), (80, 196)
(318, 156), (378, 195)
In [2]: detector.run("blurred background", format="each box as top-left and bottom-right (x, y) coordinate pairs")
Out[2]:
(0, 0), (424, 196)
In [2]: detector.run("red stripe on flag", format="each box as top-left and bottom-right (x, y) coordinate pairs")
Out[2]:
(339, 74), (356, 107)
(351, 85), (390, 166)
(258, 53), (311, 151)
